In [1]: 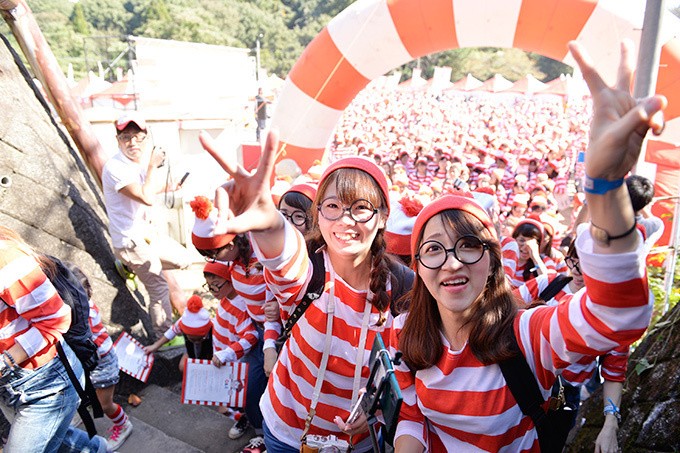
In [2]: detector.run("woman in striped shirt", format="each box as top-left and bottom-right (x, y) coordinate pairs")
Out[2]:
(199, 129), (401, 452)
(0, 227), (107, 453)
(391, 41), (664, 452)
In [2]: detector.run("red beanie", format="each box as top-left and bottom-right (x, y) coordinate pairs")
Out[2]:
(514, 218), (545, 241)
(285, 182), (318, 203)
(203, 261), (233, 281)
(385, 196), (423, 256)
(319, 157), (390, 214)
(411, 194), (497, 261)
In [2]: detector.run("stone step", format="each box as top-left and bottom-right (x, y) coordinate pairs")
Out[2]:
(112, 384), (254, 453)
(94, 413), (202, 453)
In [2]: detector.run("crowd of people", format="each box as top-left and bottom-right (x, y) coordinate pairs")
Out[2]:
(0, 40), (667, 453)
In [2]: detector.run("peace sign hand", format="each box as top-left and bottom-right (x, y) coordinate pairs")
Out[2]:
(567, 40), (667, 181)
(199, 129), (283, 236)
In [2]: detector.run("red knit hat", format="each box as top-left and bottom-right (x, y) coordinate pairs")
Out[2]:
(190, 196), (236, 250)
(285, 182), (318, 203)
(178, 295), (211, 336)
(319, 157), (390, 214)
(514, 218), (545, 241)
(411, 194), (497, 261)
(203, 260), (233, 281)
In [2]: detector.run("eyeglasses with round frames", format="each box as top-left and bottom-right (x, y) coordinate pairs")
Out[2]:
(416, 235), (489, 269)
(202, 279), (228, 293)
(118, 132), (148, 143)
(318, 198), (378, 223)
(565, 256), (581, 274)
(279, 209), (308, 226)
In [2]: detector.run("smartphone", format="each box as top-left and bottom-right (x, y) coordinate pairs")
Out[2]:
(346, 389), (366, 424)
(179, 172), (190, 186)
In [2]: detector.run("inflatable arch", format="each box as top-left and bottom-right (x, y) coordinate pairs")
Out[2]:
(269, 0), (680, 172)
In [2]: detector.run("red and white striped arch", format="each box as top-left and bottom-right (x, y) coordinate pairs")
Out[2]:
(270, 0), (680, 172)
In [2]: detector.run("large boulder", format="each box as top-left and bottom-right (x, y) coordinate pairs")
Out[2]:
(569, 301), (680, 451)
(0, 34), (154, 342)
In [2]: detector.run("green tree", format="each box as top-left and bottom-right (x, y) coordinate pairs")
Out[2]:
(71, 3), (89, 35)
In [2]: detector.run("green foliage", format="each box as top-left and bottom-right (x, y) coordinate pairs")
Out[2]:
(70, 3), (89, 35)
(5, 0), (583, 83)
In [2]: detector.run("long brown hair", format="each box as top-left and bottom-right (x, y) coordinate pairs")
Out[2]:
(399, 210), (517, 370)
(307, 168), (391, 317)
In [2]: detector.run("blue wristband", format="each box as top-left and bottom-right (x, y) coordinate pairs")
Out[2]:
(584, 175), (624, 194)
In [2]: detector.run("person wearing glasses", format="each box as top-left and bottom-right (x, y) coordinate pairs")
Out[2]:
(389, 40), (664, 452)
(190, 195), (270, 448)
(196, 131), (408, 451)
(278, 183), (317, 235)
(102, 112), (191, 338)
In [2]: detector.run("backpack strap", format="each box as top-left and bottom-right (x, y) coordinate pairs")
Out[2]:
(57, 342), (100, 438)
(538, 274), (572, 303)
(498, 329), (551, 450)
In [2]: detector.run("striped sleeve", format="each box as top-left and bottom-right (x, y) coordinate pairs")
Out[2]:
(516, 230), (651, 391)
(391, 315), (428, 449)
(0, 244), (71, 365)
(212, 295), (258, 361)
(88, 299), (113, 356)
(252, 218), (312, 311)
(600, 345), (629, 382)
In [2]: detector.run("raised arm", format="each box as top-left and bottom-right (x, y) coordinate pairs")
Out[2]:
(568, 40), (666, 254)
(199, 129), (285, 258)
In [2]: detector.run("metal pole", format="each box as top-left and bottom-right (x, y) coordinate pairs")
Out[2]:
(256, 33), (262, 82)
(630, 0), (677, 312)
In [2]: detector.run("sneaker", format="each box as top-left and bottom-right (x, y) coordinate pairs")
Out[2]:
(229, 414), (249, 440)
(159, 335), (185, 350)
(240, 435), (266, 453)
(106, 420), (133, 450)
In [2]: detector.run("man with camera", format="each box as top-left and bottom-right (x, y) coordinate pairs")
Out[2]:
(102, 112), (191, 338)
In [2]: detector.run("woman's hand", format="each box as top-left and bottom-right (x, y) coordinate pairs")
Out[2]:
(264, 299), (281, 322)
(200, 129), (283, 236)
(334, 412), (369, 437)
(526, 239), (542, 262)
(263, 348), (278, 377)
(568, 40), (666, 181)
(212, 355), (223, 368)
(594, 419), (619, 453)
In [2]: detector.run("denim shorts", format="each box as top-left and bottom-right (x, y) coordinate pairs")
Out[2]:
(89, 348), (120, 389)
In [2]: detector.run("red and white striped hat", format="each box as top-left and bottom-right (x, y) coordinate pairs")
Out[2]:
(178, 295), (211, 337)
(190, 196), (236, 250)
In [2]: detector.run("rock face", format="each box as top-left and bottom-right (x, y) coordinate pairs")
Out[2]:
(0, 34), (153, 342)
(568, 302), (680, 451)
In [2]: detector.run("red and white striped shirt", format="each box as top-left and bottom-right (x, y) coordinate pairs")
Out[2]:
(231, 256), (267, 324)
(500, 236), (518, 286)
(513, 273), (629, 384)
(212, 294), (258, 363)
(408, 172), (434, 192)
(507, 256), (560, 289)
(0, 243), (71, 369)
(88, 299), (113, 357)
(391, 231), (650, 451)
(252, 222), (394, 451)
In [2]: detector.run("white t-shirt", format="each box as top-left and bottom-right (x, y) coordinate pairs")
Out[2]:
(102, 151), (151, 248)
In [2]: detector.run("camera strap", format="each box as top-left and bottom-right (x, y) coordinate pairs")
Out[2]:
(352, 297), (373, 407)
(301, 281), (336, 443)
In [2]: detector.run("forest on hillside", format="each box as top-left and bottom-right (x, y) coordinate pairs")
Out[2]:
(2, 0), (679, 84)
